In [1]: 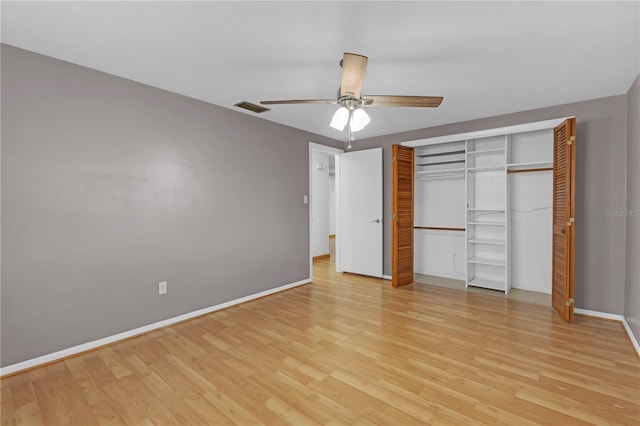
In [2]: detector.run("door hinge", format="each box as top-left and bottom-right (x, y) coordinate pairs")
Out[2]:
(392, 156), (396, 162)
(567, 136), (575, 145)
(567, 217), (575, 226)
(566, 298), (574, 307)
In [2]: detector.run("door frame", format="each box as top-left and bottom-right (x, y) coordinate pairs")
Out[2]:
(309, 142), (344, 281)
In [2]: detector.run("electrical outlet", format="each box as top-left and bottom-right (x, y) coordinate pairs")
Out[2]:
(158, 281), (167, 295)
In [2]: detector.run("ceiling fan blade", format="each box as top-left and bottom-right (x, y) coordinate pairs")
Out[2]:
(363, 95), (443, 108)
(260, 99), (337, 105)
(340, 53), (368, 99)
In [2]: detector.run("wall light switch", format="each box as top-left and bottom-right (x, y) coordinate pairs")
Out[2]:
(303, 195), (309, 205)
(159, 281), (167, 295)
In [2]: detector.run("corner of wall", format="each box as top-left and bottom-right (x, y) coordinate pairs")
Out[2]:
(624, 73), (640, 351)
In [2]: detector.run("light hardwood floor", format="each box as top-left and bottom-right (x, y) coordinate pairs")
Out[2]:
(413, 274), (552, 306)
(1, 254), (639, 425)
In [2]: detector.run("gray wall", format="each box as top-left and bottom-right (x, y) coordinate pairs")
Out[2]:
(1, 45), (341, 367)
(625, 74), (640, 343)
(355, 94), (629, 315)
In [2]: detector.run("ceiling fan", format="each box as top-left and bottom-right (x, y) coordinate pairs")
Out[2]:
(261, 53), (443, 148)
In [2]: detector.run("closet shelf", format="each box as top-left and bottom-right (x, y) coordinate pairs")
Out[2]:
(467, 166), (505, 172)
(467, 238), (505, 245)
(467, 148), (505, 155)
(468, 278), (505, 291)
(417, 149), (465, 158)
(507, 161), (553, 170)
(416, 159), (465, 167)
(416, 168), (465, 175)
(468, 257), (505, 267)
(416, 175), (465, 181)
(467, 221), (505, 226)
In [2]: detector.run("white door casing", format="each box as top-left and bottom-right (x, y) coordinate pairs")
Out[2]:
(309, 142), (344, 279)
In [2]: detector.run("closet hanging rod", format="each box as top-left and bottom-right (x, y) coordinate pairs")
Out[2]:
(414, 226), (465, 232)
(417, 150), (465, 158)
(417, 159), (465, 166)
(507, 167), (553, 174)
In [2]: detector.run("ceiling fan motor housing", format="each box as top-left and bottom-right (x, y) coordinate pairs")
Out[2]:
(339, 96), (364, 110)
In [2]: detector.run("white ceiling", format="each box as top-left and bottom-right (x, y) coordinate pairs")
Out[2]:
(2, 1), (639, 141)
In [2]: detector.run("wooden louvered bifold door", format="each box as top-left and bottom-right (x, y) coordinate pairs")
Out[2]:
(552, 118), (576, 321)
(392, 145), (414, 287)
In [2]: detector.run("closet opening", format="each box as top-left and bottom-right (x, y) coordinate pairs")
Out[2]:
(392, 117), (576, 320)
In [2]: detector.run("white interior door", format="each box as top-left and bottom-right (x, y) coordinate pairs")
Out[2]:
(339, 147), (383, 277)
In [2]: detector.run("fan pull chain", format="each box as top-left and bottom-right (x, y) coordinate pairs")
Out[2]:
(347, 113), (354, 150)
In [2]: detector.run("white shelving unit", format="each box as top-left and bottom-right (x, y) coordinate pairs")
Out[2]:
(468, 277), (505, 291)
(507, 161), (553, 171)
(467, 166), (506, 172)
(468, 257), (506, 266)
(408, 118), (561, 295)
(467, 238), (505, 245)
(416, 168), (465, 176)
(465, 135), (509, 293)
(467, 148), (505, 156)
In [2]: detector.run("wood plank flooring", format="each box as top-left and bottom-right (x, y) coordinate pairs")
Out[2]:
(2, 255), (639, 425)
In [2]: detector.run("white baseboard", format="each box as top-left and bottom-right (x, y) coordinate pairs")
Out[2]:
(622, 317), (640, 357)
(382, 275), (392, 280)
(574, 308), (640, 357)
(0, 278), (311, 377)
(574, 308), (624, 321)
(511, 284), (551, 295)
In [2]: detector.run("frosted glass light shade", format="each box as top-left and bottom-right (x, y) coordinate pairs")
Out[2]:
(350, 108), (371, 132)
(329, 107), (349, 131)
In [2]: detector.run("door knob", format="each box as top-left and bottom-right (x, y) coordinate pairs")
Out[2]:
(372, 218), (381, 223)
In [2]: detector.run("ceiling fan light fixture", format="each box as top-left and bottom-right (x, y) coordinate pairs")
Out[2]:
(350, 108), (370, 132)
(261, 53), (443, 138)
(330, 106), (349, 131)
